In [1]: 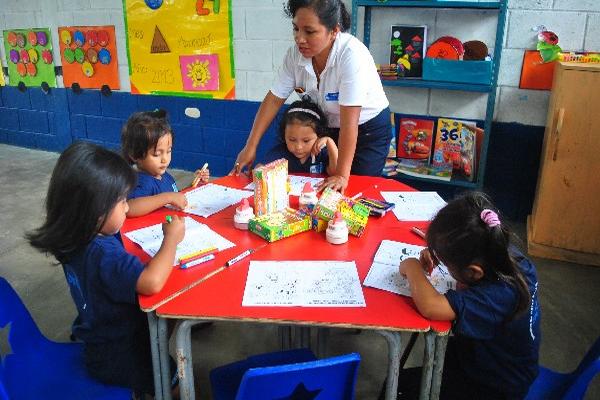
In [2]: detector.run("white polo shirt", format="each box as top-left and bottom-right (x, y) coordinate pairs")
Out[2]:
(271, 32), (389, 128)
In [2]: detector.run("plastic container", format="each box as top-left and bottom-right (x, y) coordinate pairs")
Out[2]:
(422, 57), (492, 85)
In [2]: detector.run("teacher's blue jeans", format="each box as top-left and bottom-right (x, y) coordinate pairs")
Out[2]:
(329, 107), (391, 176)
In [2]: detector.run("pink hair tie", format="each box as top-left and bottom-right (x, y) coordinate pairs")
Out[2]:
(480, 209), (501, 227)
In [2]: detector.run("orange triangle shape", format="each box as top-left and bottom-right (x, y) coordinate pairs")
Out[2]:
(151, 26), (170, 54)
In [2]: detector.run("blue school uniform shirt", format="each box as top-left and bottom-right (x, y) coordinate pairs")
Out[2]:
(62, 234), (146, 344)
(263, 142), (329, 174)
(444, 247), (541, 397)
(128, 170), (178, 199)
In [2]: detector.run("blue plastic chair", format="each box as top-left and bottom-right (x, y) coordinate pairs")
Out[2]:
(525, 336), (600, 400)
(210, 348), (361, 400)
(0, 277), (131, 400)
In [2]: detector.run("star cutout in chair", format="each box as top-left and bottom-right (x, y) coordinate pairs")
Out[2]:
(276, 382), (322, 400)
(0, 322), (13, 365)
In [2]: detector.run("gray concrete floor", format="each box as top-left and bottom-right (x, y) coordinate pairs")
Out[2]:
(0, 143), (598, 399)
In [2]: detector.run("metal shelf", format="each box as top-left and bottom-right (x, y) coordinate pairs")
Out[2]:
(352, 0), (507, 190)
(381, 79), (492, 93)
(392, 173), (480, 189)
(354, 1), (503, 9)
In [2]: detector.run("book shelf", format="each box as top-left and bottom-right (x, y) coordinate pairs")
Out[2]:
(351, 0), (508, 190)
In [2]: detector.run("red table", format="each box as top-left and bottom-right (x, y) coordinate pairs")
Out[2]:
(122, 175), (451, 400)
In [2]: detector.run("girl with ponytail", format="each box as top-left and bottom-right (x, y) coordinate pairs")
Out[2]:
(393, 192), (541, 399)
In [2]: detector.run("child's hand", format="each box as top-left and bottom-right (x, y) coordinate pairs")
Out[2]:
(311, 137), (329, 157)
(169, 192), (188, 210)
(192, 167), (210, 186)
(399, 257), (424, 278)
(162, 215), (185, 244)
(419, 248), (436, 275)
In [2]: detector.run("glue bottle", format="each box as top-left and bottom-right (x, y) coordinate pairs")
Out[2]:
(234, 198), (255, 230)
(299, 182), (319, 209)
(326, 211), (349, 245)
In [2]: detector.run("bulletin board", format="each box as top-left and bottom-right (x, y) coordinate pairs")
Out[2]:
(58, 26), (120, 89)
(123, 0), (235, 99)
(3, 28), (57, 88)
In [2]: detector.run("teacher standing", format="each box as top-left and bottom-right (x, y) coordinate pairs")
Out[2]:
(230, 0), (391, 193)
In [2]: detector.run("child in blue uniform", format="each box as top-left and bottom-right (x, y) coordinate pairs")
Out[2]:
(121, 109), (210, 217)
(395, 192), (540, 400)
(263, 100), (338, 175)
(27, 141), (185, 397)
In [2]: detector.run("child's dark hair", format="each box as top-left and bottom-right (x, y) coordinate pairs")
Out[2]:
(121, 109), (172, 164)
(278, 100), (329, 142)
(426, 192), (530, 320)
(285, 0), (351, 32)
(27, 141), (136, 264)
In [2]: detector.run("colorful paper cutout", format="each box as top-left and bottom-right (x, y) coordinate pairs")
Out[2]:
(0, 67), (5, 86)
(58, 25), (120, 90)
(124, 0), (234, 98)
(180, 54), (219, 91)
(3, 28), (57, 88)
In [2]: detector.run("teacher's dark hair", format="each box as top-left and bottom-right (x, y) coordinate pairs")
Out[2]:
(285, 0), (351, 32)
(26, 141), (136, 263)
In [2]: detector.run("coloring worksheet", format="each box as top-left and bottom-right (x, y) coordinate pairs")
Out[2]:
(124, 217), (235, 266)
(363, 240), (456, 297)
(183, 183), (253, 218)
(245, 175), (324, 196)
(380, 191), (447, 221)
(243, 261), (366, 307)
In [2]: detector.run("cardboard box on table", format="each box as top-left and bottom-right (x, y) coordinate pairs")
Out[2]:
(249, 208), (312, 242)
(312, 188), (370, 237)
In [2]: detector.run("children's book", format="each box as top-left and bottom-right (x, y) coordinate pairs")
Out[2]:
(396, 116), (435, 161)
(395, 159), (452, 181)
(389, 25), (427, 78)
(363, 240), (456, 297)
(432, 118), (482, 182)
(387, 112), (397, 158)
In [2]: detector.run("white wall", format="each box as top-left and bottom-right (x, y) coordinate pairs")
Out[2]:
(1, 0), (599, 126)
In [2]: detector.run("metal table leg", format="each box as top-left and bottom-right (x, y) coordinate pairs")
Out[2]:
(175, 320), (206, 400)
(430, 334), (448, 400)
(377, 330), (402, 400)
(148, 312), (171, 400)
(419, 331), (436, 400)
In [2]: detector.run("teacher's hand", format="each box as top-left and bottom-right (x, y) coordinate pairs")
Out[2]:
(229, 145), (256, 176)
(317, 175), (349, 194)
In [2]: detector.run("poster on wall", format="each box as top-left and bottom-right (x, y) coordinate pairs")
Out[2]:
(389, 25), (427, 78)
(123, 0), (235, 99)
(0, 67), (5, 86)
(3, 28), (57, 88)
(58, 26), (120, 90)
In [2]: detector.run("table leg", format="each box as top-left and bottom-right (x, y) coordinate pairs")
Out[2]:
(430, 333), (448, 400)
(279, 325), (292, 350)
(419, 331), (436, 400)
(148, 312), (171, 400)
(175, 320), (205, 400)
(292, 326), (311, 348)
(316, 327), (330, 358)
(377, 330), (402, 400)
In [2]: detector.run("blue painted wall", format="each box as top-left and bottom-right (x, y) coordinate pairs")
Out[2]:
(0, 85), (543, 221)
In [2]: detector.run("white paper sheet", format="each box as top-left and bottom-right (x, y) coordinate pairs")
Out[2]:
(183, 183), (253, 218)
(380, 191), (447, 221)
(243, 261), (366, 307)
(363, 240), (456, 297)
(244, 175), (324, 196)
(124, 217), (235, 266)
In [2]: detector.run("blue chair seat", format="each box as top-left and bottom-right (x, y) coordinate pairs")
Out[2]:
(525, 336), (600, 400)
(210, 348), (360, 400)
(0, 277), (131, 400)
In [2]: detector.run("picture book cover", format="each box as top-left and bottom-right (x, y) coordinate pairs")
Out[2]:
(396, 116), (435, 161)
(387, 112), (397, 158)
(390, 25), (427, 78)
(432, 118), (481, 181)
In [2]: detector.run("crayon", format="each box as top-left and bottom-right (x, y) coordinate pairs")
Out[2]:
(181, 253), (215, 269)
(178, 247), (218, 264)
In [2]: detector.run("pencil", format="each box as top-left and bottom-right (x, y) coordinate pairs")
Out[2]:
(410, 226), (426, 239)
(192, 163), (209, 187)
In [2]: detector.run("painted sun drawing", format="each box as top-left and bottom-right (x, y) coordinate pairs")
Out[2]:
(179, 54), (219, 91)
(187, 60), (211, 88)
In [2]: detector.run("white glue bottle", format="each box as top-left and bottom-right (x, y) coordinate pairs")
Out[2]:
(326, 211), (349, 245)
(234, 198), (255, 230)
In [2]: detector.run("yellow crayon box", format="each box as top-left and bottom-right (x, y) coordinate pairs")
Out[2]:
(312, 188), (370, 237)
(248, 208), (312, 242)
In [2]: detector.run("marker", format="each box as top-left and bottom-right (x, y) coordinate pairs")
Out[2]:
(192, 163), (209, 187)
(411, 226), (426, 239)
(350, 192), (362, 201)
(225, 243), (268, 268)
(181, 253), (215, 269)
(165, 215), (172, 223)
(178, 246), (218, 264)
